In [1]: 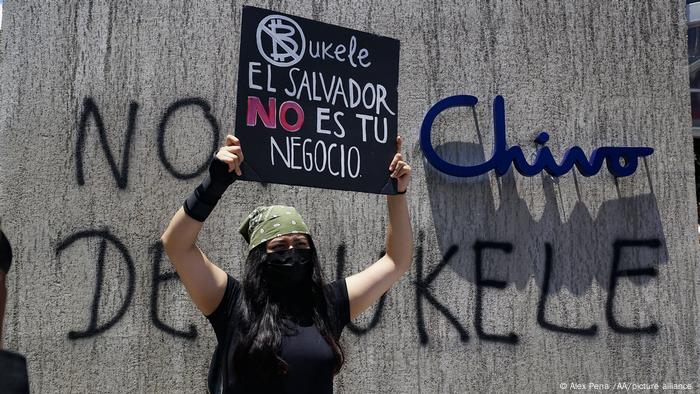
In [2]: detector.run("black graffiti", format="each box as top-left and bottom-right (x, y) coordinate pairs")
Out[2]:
(76, 98), (138, 189)
(56, 229), (135, 339)
(474, 241), (519, 344)
(157, 98), (220, 180)
(335, 243), (387, 335)
(606, 239), (660, 334)
(75, 97), (219, 188)
(149, 241), (197, 339)
(412, 236), (662, 344)
(54, 225), (663, 344)
(414, 231), (469, 344)
(537, 243), (598, 335)
(55, 230), (198, 340)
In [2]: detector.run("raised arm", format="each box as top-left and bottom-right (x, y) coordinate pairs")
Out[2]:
(345, 135), (413, 321)
(160, 135), (244, 316)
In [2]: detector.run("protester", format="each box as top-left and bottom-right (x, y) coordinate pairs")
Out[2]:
(161, 134), (413, 393)
(0, 221), (30, 394)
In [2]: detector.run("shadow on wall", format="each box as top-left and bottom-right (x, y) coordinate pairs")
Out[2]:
(425, 140), (667, 297)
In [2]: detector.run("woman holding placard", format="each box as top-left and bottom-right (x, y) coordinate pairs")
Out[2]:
(160, 133), (413, 393)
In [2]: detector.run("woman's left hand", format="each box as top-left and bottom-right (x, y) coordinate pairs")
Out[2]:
(388, 135), (412, 193)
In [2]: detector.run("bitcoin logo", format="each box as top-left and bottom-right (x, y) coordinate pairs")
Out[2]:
(256, 15), (306, 67)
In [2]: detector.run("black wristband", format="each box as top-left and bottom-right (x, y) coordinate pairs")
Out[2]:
(183, 156), (238, 222)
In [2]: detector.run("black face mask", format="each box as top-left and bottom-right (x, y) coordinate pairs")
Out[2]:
(263, 248), (313, 291)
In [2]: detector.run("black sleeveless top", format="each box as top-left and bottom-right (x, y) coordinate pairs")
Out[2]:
(205, 273), (351, 393)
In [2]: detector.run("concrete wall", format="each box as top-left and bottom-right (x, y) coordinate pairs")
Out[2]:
(0, 0), (698, 392)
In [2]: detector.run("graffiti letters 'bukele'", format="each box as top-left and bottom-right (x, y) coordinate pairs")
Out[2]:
(55, 226), (661, 343)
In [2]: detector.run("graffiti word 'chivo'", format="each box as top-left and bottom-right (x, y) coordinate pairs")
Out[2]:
(419, 95), (654, 178)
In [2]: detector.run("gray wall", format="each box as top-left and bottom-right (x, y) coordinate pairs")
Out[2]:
(0, 0), (698, 392)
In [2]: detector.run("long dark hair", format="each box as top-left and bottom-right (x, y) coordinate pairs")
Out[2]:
(228, 236), (345, 386)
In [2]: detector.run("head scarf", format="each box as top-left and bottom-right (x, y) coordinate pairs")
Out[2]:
(238, 205), (311, 252)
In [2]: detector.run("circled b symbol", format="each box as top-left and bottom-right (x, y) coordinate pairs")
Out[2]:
(256, 14), (306, 67)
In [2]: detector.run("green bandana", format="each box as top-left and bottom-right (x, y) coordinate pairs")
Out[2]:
(238, 205), (311, 252)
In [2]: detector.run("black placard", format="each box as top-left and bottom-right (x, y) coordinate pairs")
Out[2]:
(234, 6), (401, 194)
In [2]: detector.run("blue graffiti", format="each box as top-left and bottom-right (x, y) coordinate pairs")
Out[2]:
(419, 95), (654, 177)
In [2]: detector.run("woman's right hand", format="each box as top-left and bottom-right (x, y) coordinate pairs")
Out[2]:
(161, 134), (243, 317)
(215, 134), (244, 176)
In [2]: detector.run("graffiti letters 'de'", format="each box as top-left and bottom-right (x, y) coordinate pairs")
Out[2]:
(419, 95), (654, 177)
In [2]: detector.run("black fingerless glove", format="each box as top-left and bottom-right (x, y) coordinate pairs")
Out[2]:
(183, 156), (239, 222)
